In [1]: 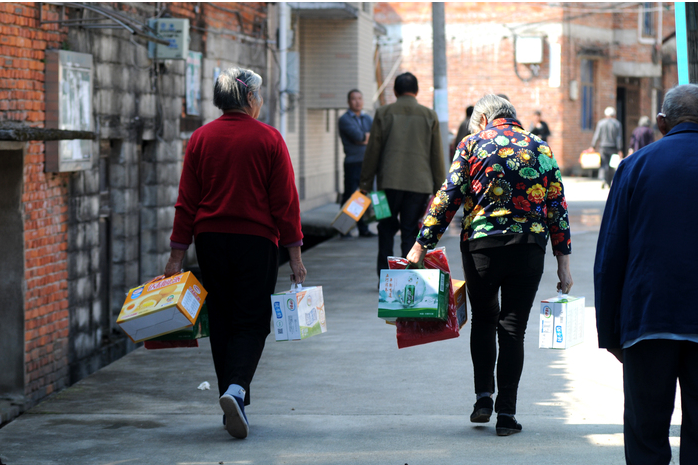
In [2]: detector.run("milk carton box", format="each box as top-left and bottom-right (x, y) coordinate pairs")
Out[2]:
(117, 272), (207, 343)
(539, 294), (585, 349)
(271, 285), (327, 341)
(378, 269), (449, 322)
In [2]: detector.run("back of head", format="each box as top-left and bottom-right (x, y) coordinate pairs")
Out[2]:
(604, 106), (616, 118)
(662, 84), (698, 129)
(214, 67), (263, 111)
(469, 94), (517, 134)
(394, 72), (418, 96)
(638, 116), (651, 127)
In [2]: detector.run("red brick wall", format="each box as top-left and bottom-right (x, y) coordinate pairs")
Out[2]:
(0, 2), (71, 402)
(374, 2), (677, 173)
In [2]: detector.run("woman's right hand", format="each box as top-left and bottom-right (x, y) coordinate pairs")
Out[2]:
(555, 254), (573, 294)
(164, 249), (186, 277)
(287, 246), (306, 284)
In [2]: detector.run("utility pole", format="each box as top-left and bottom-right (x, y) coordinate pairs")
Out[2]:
(279, 2), (288, 139)
(432, 2), (450, 172)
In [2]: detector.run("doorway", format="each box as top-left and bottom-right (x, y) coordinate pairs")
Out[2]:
(616, 77), (641, 154)
(0, 145), (26, 397)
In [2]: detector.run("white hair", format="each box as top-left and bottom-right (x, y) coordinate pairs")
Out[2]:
(662, 84), (698, 128)
(604, 106), (616, 117)
(469, 94), (517, 134)
(213, 67), (262, 111)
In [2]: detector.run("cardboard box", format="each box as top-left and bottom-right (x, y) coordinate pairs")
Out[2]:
(271, 285), (327, 341)
(452, 279), (468, 329)
(117, 272), (207, 343)
(378, 269), (449, 322)
(539, 295), (585, 349)
(331, 191), (371, 234)
(369, 191), (392, 220)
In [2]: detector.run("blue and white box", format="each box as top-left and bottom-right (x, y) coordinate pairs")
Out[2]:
(271, 285), (326, 341)
(539, 294), (585, 349)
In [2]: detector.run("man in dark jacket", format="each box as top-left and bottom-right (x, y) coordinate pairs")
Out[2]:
(338, 89), (374, 238)
(594, 84), (698, 465)
(360, 72), (445, 275)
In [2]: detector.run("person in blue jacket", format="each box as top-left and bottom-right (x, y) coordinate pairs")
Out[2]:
(594, 84), (698, 465)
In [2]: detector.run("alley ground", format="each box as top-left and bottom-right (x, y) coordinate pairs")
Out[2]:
(0, 177), (682, 465)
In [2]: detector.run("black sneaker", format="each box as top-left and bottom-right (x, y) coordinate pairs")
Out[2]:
(470, 396), (494, 423)
(496, 415), (522, 436)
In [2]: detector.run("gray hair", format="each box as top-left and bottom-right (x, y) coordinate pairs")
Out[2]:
(638, 115), (651, 127)
(213, 67), (263, 111)
(604, 106), (616, 117)
(469, 94), (517, 133)
(662, 84), (698, 128)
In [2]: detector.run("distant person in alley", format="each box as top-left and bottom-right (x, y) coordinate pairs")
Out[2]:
(338, 89), (375, 238)
(360, 72), (445, 277)
(529, 110), (550, 142)
(166, 67), (306, 439)
(406, 94), (572, 436)
(595, 84), (698, 464)
(627, 115), (654, 156)
(589, 106), (623, 188)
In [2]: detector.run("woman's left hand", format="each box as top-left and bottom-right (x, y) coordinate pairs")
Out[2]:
(164, 249), (186, 277)
(406, 242), (427, 268)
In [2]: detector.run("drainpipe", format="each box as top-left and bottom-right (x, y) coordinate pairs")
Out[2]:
(279, 2), (288, 139)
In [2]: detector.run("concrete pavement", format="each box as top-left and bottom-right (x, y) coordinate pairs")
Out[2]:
(0, 178), (683, 464)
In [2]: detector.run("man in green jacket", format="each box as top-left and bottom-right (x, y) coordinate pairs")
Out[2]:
(360, 72), (445, 276)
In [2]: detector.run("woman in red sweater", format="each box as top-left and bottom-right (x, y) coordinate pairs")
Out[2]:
(165, 67), (306, 439)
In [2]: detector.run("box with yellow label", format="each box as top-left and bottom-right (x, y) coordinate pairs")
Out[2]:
(331, 191), (371, 235)
(117, 272), (208, 343)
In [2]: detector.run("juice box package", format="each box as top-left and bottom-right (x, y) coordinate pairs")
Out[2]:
(452, 279), (468, 329)
(331, 191), (371, 234)
(271, 285), (327, 341)
(369, 191), (392, 220)
(539, 294), (585, 349)
(378, 269), (449, 322)
(117, 272), (207, 343)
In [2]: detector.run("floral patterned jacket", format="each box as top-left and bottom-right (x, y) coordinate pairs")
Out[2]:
(416, 118), (571, 256)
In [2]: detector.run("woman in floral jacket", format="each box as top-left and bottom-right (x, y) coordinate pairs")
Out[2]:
(406, 94), (573, 436)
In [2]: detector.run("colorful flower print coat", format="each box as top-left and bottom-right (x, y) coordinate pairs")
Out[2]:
(417, 118), (571, 256)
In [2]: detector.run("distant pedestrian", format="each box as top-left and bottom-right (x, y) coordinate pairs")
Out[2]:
(529, 110), (550, 142)
(627, 115), (654, 155)
(589, 107), (623, 188)
(166, 67), (306, 439)
(452, 105), (474, 153)
(359, 72), (445, 276)
(595, 84), (698, 464)
(338, 89), (375, 238)
(407, 94), (573, 436)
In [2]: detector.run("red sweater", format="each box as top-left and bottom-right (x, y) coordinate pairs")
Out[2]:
(171, 112), (303, 248)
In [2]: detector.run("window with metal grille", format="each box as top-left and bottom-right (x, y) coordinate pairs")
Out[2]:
(581, 59), (594, 130)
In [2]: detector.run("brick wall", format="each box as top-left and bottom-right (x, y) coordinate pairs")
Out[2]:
(374, 2), (677, 173)
(0, 3), (72, 404)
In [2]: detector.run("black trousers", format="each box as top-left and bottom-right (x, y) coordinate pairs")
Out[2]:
(462, 244), (545, 415)
(598, 147), (616, 186)
(195, 232), (279, 405)
(376, 188), (430, 275)
(342, 161), (369, 235)
(623, 339), (698, 465)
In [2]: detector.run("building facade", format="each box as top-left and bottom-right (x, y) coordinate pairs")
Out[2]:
(0, 1), (380, 421)
(374, 2), (678, 173)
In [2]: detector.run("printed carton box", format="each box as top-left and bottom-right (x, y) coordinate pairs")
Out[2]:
(271, 285), (327, 341)
(452, 279), (468, 329)
(378, 269), (449, 322)
(331, 191), (371, 234)
(369, 191), (392, 220)
(117, 272), (207, 343)
(539, 295), (585, 349)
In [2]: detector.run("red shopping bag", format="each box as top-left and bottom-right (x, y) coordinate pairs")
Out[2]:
(388, 247), (465, 348)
